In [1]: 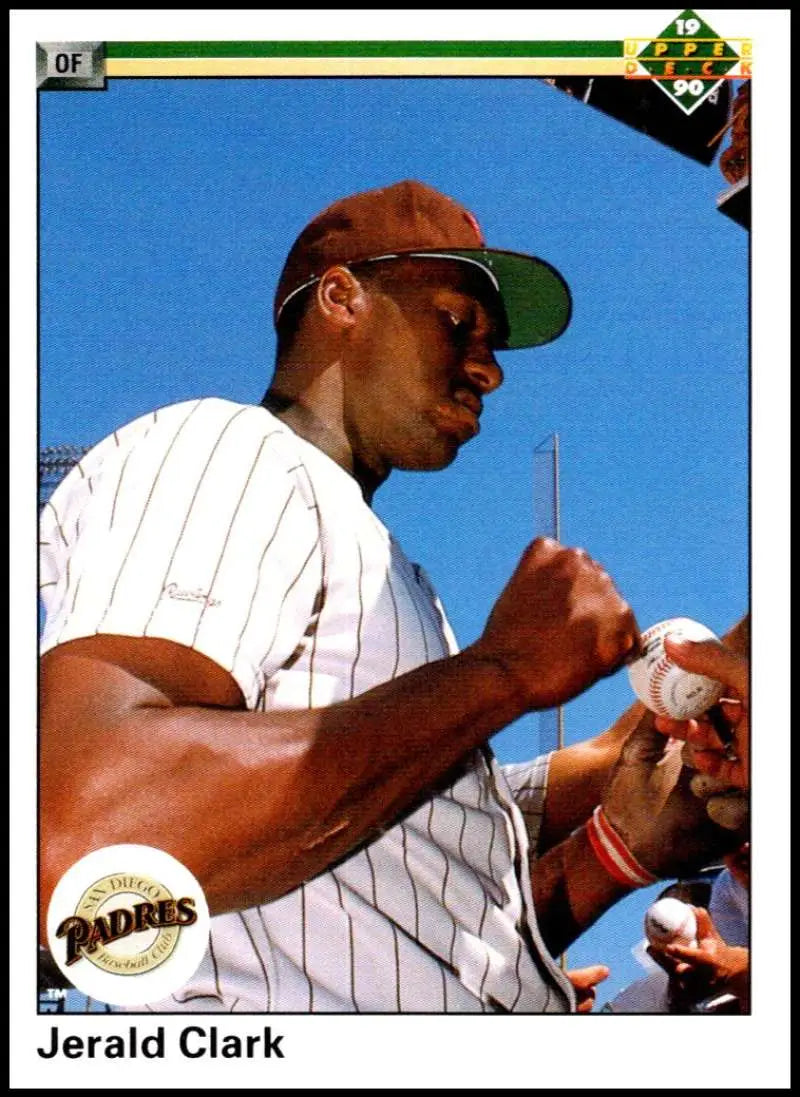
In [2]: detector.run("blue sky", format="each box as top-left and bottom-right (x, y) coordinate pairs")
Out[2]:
(38, 73), (749, 1010)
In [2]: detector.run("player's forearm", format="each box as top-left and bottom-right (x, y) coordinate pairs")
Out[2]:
(530, 824), (630, 956)
(40, 646), (527, 921)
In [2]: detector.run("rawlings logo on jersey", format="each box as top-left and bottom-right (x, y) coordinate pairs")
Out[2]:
(162, 582), (221, 608)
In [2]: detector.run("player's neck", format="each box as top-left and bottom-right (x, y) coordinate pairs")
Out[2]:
(261, 388), (388, 505)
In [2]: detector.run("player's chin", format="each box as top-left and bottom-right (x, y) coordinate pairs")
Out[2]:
(395, 442), (460, 472)
(394, 420), (476, 471)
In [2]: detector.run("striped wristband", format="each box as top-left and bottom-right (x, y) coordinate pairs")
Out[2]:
(586, 806), (657, 889)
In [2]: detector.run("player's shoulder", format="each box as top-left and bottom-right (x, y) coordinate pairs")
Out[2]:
(91, 397), (302, 467)
(130, 398), (335, 516)
(169, 396), (303, 461)
(43, 398), (308, 512)
(138, 396), (284, 445)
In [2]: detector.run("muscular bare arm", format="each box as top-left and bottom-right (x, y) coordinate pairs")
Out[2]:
(40, 635), (525, 924)
(39, 538), (638, 935)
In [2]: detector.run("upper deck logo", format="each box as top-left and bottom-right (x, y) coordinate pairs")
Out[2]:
(46, 844), (210, 1007)
(625, 9), (751, 115)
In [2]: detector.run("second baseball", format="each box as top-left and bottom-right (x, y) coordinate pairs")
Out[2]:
(644, 897), (698, 949)
(628, 617), (723, 720)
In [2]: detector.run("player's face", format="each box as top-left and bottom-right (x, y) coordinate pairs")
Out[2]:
(347, 259), (507, 473)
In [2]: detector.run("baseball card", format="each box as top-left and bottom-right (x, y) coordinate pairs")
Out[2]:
(11, 8), (789, 1089)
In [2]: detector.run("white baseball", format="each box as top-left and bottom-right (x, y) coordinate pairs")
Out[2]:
(644, 897), (698, 949)
(627, 617), (724, 720)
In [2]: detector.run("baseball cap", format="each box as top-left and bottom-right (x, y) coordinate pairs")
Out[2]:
(274, 180), (571, 350)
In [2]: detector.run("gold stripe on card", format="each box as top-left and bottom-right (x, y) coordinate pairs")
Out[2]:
(105, 57), (627, 78)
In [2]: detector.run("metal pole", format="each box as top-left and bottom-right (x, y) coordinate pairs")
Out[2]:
(535, 433), (569, 973)
(553, 434), (565, 755)
(552, 434), (568, 974)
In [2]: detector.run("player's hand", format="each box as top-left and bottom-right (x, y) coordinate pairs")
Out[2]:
(475, 537), (640, 711)
(566, 963), (610, 1013)
(653, 636), (749, 790)
(601, 708), (746, 880)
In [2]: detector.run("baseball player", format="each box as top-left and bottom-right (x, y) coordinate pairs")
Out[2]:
(39, 180), (744, 1012)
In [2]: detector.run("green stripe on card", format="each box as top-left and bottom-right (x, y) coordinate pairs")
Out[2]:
(105, 40), (623, 60)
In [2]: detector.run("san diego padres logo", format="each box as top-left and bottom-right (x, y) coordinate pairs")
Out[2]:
(47, 845), (210, 1006)
(57, 872), (198, 974)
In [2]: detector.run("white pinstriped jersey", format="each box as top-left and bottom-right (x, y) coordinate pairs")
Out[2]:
(40, 398), (575, 1013)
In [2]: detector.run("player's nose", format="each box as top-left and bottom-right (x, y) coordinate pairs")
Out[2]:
(463, 350), (503, 395)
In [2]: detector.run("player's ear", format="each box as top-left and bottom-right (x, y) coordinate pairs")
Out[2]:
(316, 266), (369, 332)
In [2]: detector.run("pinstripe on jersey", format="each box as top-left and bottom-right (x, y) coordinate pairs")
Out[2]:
(40, 398), (575, 1013)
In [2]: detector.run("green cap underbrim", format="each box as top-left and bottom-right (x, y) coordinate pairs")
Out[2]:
(410, 248), (572, 350)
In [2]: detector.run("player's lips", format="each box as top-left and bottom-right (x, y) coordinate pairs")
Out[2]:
(431, 396), (481, 441)
(452, 387), (483, 419)
(430, 387), (484, 442)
